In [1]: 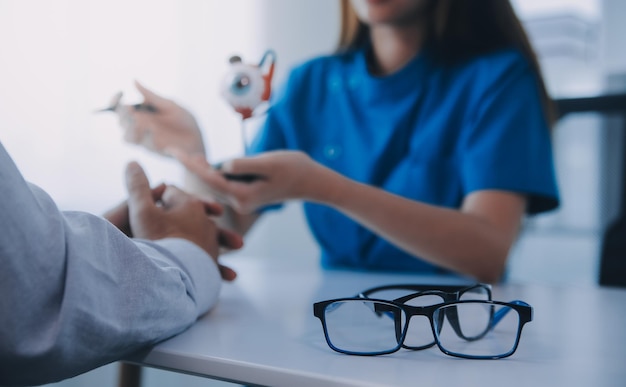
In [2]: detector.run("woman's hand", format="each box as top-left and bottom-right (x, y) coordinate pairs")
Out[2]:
(171, 150), (336, 214)
(116, 81), (206, 156)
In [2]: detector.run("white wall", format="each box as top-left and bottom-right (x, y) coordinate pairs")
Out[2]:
(0, 0), (181, 212)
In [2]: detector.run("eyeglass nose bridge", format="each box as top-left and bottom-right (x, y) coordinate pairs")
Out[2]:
(367, 301), (439, 351)
(393, 304), (439, 351)
(393, 285), (494, 346)
(394, 293), (452, 351)
(394, 290), (444, 351)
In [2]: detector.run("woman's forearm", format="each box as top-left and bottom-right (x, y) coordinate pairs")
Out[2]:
(309, 168), (524, 283)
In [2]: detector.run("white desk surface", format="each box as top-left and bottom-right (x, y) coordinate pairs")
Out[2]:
(128, 256), (626, 387)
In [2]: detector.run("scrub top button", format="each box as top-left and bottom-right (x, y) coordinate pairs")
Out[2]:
(323, 144), (342, 160)
(329, 78), (341, 92)
(348, 77), (360, 89)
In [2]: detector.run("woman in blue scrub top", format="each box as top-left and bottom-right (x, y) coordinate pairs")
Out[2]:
(118, 0), (559, 283)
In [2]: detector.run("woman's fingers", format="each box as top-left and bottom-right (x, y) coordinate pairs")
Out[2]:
(134, 80), (170, 108)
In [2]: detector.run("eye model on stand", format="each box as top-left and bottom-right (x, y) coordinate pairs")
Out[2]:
(219, 49), (276, 154)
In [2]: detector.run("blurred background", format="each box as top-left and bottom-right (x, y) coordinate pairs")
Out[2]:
(0, 0), (623, 385)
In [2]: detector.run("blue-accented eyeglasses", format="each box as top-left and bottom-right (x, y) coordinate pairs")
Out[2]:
(313, 284), (532, 359)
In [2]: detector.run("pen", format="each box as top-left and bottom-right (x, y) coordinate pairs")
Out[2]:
(94, 91), (157, 113)
(212, 161), (264, 183)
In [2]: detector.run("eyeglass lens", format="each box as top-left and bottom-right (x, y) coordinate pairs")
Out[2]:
(433, 302), (520, 358)
(324, 300), (405, 354)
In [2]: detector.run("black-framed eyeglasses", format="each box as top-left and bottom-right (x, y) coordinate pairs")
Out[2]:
(356, 283), (493, 350)
(313, 286), (532, 359)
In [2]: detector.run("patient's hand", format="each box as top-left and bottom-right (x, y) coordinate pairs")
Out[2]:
(104, 162), (243, 281)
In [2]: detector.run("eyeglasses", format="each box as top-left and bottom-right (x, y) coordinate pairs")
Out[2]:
(313, 285), (532, 360)
(356, 284), (493, 350)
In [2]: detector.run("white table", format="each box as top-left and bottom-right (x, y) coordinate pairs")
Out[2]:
(126, 256), (626, 387)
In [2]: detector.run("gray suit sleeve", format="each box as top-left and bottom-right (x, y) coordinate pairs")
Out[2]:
(0, 143), (221, 386)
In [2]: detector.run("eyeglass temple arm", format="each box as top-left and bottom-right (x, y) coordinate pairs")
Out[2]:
(357, 283), (490, 315)
(369, 303), (405, 344)
(359, 284), (489, 299)
(358, 293), (389, 318)
(489, 300), (529, 329)
(443, 300), (529, 342)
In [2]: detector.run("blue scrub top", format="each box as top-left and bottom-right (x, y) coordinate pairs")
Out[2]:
(250, 47), (559, 273)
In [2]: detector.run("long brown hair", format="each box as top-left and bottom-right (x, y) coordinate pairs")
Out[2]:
(338, 0), (556, 125)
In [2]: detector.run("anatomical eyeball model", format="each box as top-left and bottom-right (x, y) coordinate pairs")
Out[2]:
(220, 50), (276, 120)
